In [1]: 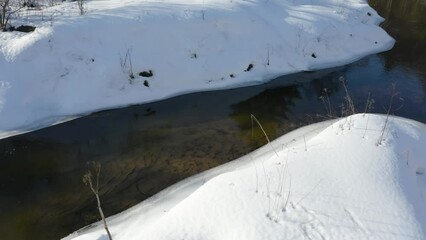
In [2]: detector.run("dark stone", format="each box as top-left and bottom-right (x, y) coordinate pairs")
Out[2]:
(139, 70), (153, 77)
(16, 25), (36, 33)
(143, 80), (149, 87)
(311, 53), (317, 58)
(230, 74), (235, 78)
(23, 3), (37, 7)
(144, 107), (156, 116)
(245, 64), (254, 72)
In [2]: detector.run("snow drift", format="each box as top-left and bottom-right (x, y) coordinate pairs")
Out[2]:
(65, 114), (426, 240)
(0, 0), (394, 138)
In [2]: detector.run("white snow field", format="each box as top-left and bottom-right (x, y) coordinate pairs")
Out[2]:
(0, 0), (394, 139)
(65, 114), (426, 240)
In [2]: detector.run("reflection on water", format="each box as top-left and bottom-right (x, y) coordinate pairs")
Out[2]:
(0, 76), (317, 240)
(0, 70), (343, 240)
(369, 0), (426, 119)
(0, 0), (425, 239)
(371, 0), (426, 68)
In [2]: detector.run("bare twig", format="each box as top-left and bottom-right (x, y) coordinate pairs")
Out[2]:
(77, 0), (84, 15)
(319, 87), (335, 118)
(251, 114), (279, 157)
(339, 76), (356, 116)
(363, 92), (374, 116)
(83, 162), (113, 240)
(377, 83), (404, 145)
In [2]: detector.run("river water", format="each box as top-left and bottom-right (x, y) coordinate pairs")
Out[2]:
(0, 0), (425, 239)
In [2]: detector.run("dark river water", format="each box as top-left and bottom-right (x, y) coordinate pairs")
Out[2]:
(1, 1), (425, 239)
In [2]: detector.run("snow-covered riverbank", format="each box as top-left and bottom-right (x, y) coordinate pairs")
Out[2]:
(0, 0), (394, 139)
(65, 114), (426, 240)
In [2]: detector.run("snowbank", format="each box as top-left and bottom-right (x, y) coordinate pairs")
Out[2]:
(65, 114), (426, 240)
(0, 0), (394, 138)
